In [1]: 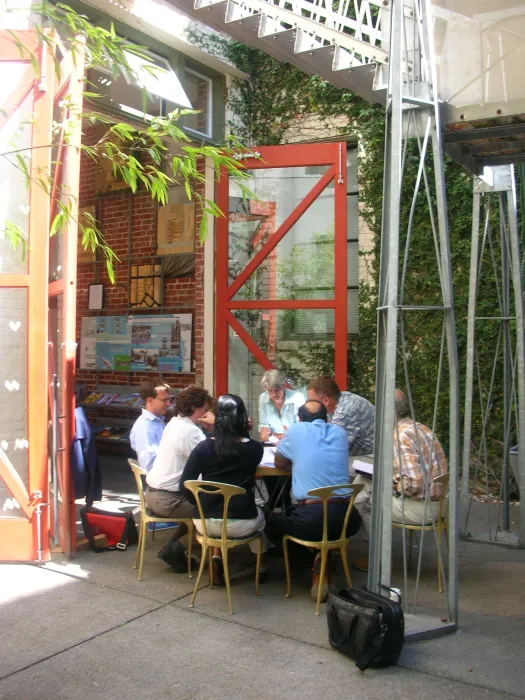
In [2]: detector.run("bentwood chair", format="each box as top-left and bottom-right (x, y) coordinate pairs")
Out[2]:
(184, 480), (263, 615)
(128, 459), (194, 581)
(283, 483), (363, 615)
(392, 473), (449, 592)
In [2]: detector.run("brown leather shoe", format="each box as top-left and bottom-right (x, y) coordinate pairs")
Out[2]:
(352, 557), (369, 572)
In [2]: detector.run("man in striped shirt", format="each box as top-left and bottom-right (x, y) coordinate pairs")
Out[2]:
(391, 389), (447, 525)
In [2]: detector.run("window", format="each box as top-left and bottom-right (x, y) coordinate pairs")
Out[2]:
(89, 50), (191, 121)
(277, 148), (360, 340)
(182, 68), (213, 138)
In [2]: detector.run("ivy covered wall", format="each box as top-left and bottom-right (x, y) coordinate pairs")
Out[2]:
(189, 28), (520, 488)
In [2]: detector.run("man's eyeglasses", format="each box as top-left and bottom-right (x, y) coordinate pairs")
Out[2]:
(155, 397), (172, 404)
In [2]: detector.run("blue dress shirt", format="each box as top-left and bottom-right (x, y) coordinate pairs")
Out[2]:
(258, 388), (305, 434)
(130, 409), (165, 472)
(276, 419), (349, 500)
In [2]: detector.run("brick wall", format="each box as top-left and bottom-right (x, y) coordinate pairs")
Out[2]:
(75, 122), (206, 395)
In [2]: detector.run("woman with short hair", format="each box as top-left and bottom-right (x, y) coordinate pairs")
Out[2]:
(258, 369), (305, 442)
(180, 394), (268, 584)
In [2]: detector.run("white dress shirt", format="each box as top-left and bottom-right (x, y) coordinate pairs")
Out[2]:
(146, 415), (205, 492)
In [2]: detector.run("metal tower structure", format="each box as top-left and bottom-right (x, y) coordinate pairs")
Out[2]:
(461, 166), (525, 547)
(167, 0), (525, 634)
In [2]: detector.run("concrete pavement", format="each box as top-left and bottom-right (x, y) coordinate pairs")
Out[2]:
(1, 531), (524, 700)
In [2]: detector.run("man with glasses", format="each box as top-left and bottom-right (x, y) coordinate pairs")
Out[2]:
(130, 380), (172, 473)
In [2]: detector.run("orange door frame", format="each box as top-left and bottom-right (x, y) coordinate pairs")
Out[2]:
(215, 142), (348, 396)
(0, 30), (83, 561)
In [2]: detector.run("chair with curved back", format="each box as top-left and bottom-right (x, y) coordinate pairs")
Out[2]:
(184, 480), (263, 615)
(282, 482), (363, 615)
(392, 472), (449, 592)
(128, 458), (194, 581)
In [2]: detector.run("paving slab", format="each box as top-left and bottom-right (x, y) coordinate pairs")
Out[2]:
(399, 610), (525, 698)
(0, 564), (161, 680)
(0, 604), (518, 700)
(43, 528), (198, 604)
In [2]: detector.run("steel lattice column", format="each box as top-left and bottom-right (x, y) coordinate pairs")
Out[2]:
(461, 166), (525, 547)
(368, 0), (460, 635)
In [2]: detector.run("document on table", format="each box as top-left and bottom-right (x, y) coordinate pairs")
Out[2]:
(260, 445), (277, 467)
(353, 459), (374, 477)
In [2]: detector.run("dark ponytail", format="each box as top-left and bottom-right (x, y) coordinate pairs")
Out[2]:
(214, 394), (250, 461)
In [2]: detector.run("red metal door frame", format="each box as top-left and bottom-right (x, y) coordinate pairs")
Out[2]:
(0, 32), (52, 560)
(46, 44), (85, 558)
(215, 142), (348, 396)
(0, 30), (83, 560)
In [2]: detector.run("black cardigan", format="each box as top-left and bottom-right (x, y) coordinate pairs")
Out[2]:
(180, 438), (264, 519)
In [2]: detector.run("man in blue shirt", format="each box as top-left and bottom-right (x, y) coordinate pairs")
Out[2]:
(267, 400), (361, 602)
(130, 381), (171, 472)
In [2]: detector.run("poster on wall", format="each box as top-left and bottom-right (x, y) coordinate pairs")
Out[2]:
(79, 314), (192, 373)
(130, 314), (192, 372)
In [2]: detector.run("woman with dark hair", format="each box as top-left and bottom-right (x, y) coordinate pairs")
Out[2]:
(180, 394), (267, 584)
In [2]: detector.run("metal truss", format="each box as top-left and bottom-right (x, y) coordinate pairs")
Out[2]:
(368, 0), (459, 636)
(461, 166), (525, 547)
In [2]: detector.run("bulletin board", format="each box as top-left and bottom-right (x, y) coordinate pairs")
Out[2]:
(79, 313), (192, 373)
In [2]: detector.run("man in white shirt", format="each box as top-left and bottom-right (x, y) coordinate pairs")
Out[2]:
(146, 386), (213, 570)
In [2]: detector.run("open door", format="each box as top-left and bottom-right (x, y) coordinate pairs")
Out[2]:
(0, 30), (84, 560)
(215, 142), (348, 426)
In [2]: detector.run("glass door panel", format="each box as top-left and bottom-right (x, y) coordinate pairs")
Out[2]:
(217, 142), (347, 398)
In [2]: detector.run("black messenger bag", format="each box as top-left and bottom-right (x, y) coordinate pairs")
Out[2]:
(326, 587), (404, 671)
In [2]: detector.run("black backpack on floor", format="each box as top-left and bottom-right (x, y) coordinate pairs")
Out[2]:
(326, 587), (404, 671)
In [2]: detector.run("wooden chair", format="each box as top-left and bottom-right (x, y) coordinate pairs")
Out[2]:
(128, 458), (194, 581)
(282, 483), (363, 615)
(184, 480), (263, 615)
(392, 473), (449, 592)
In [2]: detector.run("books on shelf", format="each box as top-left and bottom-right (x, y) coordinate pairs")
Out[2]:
(82, 391), (144, 409)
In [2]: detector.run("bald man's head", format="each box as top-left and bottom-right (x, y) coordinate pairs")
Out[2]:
(298, 400), (328, 423)
(394, 389), (410, 419)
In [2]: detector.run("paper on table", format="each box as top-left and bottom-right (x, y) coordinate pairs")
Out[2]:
(260, 446), (276, 467)
(353, 459), (374, 477)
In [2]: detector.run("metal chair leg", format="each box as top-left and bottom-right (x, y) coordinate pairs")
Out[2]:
(208, 547), (214, 589)
(138, 520), (147, 581)
(255, 536), (262, 596)
(222, 547), (233, 615)
(283, 536), (292, 598)
(437, 528), (443, 593)
(151, 522), (156, 541)
(316, 549), (328, 616)
(134, 519), (143, 570)
(340, 544), (352, 589)
(187, 522), (193, 579)
(190, 544), (208, 609)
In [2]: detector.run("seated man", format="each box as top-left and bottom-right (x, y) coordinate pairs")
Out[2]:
(146, 386), (213, 570)
(130, 381), (171, 472)
(306, 377), (375, 570)
(266, 400), (362, 602)
(391, 389), (447, 525)
(351, 389), (448, 571)
(306, 376), (375, 456)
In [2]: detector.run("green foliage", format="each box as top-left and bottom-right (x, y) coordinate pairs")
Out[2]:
(2, 5), (251, 281)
